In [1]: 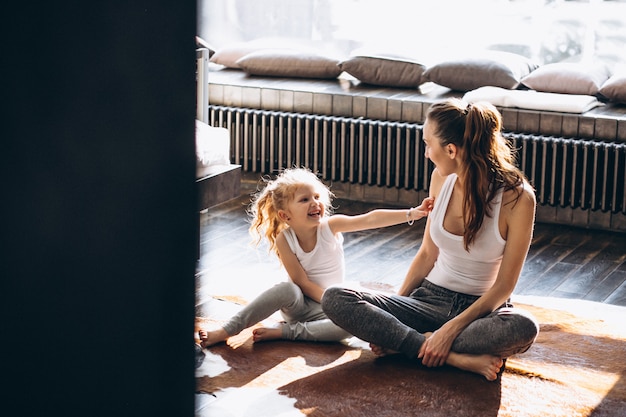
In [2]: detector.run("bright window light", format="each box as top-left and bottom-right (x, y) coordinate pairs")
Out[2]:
(198, 0), (626, 71)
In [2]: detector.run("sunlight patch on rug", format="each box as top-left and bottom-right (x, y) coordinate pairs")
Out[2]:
(196, 349), (230, 378)
(195, 387), (302, 417)
(243, 349), (363, 389)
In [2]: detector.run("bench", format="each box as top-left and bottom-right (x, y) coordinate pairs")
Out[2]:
(206, 68), (626, 232)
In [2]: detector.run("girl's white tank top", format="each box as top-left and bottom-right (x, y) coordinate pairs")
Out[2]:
(283, 217), (345, 289)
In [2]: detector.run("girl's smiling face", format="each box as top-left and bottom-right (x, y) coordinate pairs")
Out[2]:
(282, 184), (325, 225)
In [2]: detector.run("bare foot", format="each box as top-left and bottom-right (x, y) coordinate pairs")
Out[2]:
(370, 332), (432, 357)
(369, 343), (398, 357)
(446, 353), (504, 381)
(252, 327), (282, 342)
(198, 328), (229, 348)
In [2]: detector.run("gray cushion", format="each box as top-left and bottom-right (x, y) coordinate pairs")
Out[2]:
(339, 54), (426, 88)
(422, 51), (539, 92)
(598, 73), (626, 103)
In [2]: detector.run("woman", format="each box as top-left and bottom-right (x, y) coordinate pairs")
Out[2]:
(322, 98), (539, 381)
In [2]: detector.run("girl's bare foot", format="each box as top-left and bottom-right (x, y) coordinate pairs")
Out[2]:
(198, 328), (229, 348)
(252, 327), (282, 342)
(446, 353), (504, 381)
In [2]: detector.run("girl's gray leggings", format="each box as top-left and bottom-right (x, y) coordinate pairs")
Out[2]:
(321, 280), (539, 358)
(222, 281), (351, 342)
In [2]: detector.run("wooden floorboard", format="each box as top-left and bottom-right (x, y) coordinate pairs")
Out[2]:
(197, 193), (626, 308)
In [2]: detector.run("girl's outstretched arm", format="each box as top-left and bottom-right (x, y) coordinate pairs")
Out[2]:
(328, 197), (434, 235)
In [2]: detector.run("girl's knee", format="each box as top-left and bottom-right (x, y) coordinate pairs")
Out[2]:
(272, 281), (302, 302)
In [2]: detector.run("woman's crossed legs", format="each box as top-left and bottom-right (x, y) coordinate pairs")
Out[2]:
(321, 283), (538, 380)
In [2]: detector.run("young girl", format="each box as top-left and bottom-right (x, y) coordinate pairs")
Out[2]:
(198, 167), (434, 348)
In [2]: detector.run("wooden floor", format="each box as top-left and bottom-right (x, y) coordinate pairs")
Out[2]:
(196, 191), (626, 313)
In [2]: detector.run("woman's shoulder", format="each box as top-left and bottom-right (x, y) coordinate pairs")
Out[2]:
(501, 180), (536, 215)
(504, 180), (535, 200)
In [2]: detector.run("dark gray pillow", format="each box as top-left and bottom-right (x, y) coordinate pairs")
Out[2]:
(598, 73), (626, 104)
(339, 54), (426, 88)
(422, 51), (539, 92)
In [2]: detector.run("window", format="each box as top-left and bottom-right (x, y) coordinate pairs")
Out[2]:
(198, 0), (626, 71)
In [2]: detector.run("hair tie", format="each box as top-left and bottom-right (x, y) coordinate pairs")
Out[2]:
(465, 102), (472, 115)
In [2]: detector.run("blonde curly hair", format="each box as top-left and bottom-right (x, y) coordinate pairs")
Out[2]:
(248, 167), (333, 257)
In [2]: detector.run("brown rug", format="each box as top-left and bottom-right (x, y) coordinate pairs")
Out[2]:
(195, 295), (626, 417)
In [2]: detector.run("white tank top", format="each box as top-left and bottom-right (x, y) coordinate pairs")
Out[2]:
(283, 217), (345, 288)
(427, 174), (506, 296)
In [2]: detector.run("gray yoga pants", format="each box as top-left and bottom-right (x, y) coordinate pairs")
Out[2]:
(222, 281), (351, 342)
(321, 280), (539, 358)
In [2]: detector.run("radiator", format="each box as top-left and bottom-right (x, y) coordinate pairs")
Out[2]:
(208, 105), (626, 215)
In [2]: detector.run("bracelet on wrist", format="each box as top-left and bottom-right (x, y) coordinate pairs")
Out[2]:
(406, 208), (414, 226)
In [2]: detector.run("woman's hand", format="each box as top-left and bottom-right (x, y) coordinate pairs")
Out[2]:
(417, 325), (457, 367)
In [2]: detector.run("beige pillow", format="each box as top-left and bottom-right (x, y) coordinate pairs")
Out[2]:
(339, 54), (426, 88)
(236, 49), (342, 79)
(422, 51), (539, 92)
(210, 43), (259, 68)
(521, 62), (611, 95)
(209, 39), (297, 68)
(598, 73), (626, 104)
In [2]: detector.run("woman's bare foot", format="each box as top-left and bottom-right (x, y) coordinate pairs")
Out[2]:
(252, 327), (282, 342)
(369, 343), (398, 357)
(370, 331), (432, 357)
(446, 353), (504, 381)
(198, 328), (229, 348)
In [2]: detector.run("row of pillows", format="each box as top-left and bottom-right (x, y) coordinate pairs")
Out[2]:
(206, 41), (626, 105)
